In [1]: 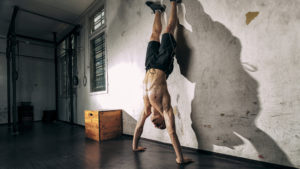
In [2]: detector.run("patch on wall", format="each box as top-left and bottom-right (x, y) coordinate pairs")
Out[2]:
(246, 12), (259, 25)
(242, 62), (258, 72)
(178, 3), (193, 32)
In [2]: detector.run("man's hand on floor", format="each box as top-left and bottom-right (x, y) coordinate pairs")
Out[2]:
(176, 157), (194, 164)
(132, 146), (147, 152)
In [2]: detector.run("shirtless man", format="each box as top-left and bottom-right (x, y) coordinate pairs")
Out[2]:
(132, 0), (193, 164)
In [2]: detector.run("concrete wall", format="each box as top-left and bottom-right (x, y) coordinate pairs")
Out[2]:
(0, 38), (55, 124)
(73, 0), (300, 167)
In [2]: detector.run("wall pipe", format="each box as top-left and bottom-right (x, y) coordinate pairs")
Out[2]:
(6, 36), (11, 125)
(7, 6), (19, 132)
(74, 32), (78, 123)
(11, 34), (17, 133)
(53, 32), (59, 121)
(68, 36), (74, 124)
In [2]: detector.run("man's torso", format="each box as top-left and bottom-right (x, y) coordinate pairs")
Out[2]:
(143, 68), (167, 96)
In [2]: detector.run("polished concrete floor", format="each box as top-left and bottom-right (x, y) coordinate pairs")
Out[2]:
(0, 122), (287, 169)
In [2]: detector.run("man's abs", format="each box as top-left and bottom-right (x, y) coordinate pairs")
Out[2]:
(143, 68), (167, 93)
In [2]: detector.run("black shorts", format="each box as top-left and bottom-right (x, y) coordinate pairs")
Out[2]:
(145, 33), (177, 79)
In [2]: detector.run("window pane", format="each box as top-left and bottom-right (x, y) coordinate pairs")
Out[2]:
(91, 8), (105, 33)
(91, 32), (106, 92)
(94, 15), (101, 22)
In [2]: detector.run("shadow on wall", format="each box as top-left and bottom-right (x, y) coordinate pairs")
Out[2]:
(176, 0), (293, 167)
(122, 110), (138, 135)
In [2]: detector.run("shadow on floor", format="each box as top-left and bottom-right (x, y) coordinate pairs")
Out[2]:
(0, 122), (296, 169)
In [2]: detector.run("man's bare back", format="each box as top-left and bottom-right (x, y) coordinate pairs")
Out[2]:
(143, 68), (169, 118)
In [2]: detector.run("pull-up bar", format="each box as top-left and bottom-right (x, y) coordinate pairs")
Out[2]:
(16, 34), (54, 44)
(19, 7), (76, 26)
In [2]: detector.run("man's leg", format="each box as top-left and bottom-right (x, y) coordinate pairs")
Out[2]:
(150, 10), (163, 42)
(146, 1), (166, 41)
(163, 1), (179, 35)
(145, 2), (165, 72)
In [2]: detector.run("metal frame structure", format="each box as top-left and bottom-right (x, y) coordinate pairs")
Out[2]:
(6, 6), (79, 133)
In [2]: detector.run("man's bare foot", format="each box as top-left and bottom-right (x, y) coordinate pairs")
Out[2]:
(133, 146), (147, 152)
(176, 157), (194, 164)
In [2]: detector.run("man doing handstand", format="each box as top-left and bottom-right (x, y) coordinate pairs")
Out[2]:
(132, 0), (193, 164)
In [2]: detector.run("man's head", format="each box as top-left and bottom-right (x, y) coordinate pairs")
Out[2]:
(151, 113), (166, 130)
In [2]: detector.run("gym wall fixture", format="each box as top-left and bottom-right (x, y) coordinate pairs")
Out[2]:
(6, 5), (80, 133)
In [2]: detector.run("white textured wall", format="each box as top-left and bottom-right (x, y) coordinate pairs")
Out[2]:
(0, 38), (55, 123)
(74, 0), (299, 167)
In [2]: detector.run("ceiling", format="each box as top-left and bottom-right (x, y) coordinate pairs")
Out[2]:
(0, 0), (95, 41)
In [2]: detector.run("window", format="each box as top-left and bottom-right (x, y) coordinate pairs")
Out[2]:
(90, 7), (106, 93)
(91, 33), (106, 92)
(90, 8), (105, 34)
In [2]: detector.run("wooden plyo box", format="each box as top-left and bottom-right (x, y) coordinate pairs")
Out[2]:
(85, 110), (122, 141)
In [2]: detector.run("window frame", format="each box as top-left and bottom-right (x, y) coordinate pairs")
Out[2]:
(88, 5), (108, 94)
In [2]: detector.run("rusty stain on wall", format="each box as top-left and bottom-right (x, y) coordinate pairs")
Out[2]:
(246, 12), (259, 25)
(204, 124), (212, 128)
(173, 106), (178, 115)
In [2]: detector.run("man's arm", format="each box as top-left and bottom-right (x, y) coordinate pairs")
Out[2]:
(132, 110), (150, 151)
(163, 108), (193, 164)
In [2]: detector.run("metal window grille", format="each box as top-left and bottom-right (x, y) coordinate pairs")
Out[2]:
(91, 8), (105, 34)
(91, 32), (106, 92)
